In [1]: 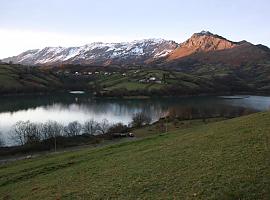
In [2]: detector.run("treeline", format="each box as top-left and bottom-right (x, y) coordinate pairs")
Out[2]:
(5, 112), (152, 147)
(97, 86), (253, 98)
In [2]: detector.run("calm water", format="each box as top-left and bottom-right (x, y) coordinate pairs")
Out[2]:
(0, 93), (270, 145)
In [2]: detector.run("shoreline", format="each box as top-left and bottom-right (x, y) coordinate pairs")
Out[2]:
(1, 90), (270, 99)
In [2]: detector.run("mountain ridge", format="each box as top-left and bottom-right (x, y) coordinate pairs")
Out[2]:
(3, 39), (178, 66)
(3, 31), (270, 67)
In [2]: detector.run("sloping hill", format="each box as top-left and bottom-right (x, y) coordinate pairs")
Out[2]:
(0, 64), (63, 94)
(0, 112), (269, 199)
(167, 31), (238, 60)
(167, 42), (270, 67)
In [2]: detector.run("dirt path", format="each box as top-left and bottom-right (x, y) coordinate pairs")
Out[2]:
(0, 137), (138, 165)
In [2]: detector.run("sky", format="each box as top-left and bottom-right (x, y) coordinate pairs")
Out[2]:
(0, 0), (269, 58)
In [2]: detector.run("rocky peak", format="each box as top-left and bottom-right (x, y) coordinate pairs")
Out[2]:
(193, 30), (214, 37)
(181, 30), (237, 52)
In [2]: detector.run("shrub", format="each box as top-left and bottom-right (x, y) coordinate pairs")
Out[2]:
(131, 112), (152, 128)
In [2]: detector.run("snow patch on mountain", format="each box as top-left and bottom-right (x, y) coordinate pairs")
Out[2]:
(3, 39), (178, 65)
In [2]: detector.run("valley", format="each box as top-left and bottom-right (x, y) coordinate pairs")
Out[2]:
(1, 30), (270, 199)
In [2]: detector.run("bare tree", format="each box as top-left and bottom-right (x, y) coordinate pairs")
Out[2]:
(131, 112), (151, 128)
(26, 122), (42, 144)
(10, 121), (41, 145)
(41, 121), (63, 152)
(0, 131), (5, 147)
(97, 119), (110, 134)
(41, 121), (63, 139)
(10, 121), (28, 145)
(64, 121), (82, 137)
(82, 119), (98, 135)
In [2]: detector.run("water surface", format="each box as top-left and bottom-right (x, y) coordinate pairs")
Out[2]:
(0, 94), (269, 145)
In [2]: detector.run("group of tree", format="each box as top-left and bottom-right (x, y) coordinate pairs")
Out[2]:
(8, 112), (152, 146)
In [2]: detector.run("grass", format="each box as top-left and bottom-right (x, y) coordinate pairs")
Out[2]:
(133, 117), (225, 138)
(0, 64), (62, 94)
(91, 68), (245, 95)
(106, 81), (148, 91)
(1, 112), (270, 199)
(2, 64), (270, 96)
(94, 69), (203, 93)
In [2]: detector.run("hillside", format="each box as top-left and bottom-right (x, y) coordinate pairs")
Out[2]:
(1, 63), (269, 96)
(0, 64), (63, 94)
(166, 31), (270, 65)
(88, 68), (270, 96)
(167, 31), (238, 60)
(1, 112), (269, 199)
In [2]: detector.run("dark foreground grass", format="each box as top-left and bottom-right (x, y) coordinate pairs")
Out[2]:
(0, 112), (270, 199)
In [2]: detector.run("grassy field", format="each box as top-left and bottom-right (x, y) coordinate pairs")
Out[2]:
(133, 117), (225, 138)
(2, 63), (270, 96)
(0, 64), (62, 94)
(1, 112), (269, 199)
(88, 68), (259, 96)
(91, 69), (207, 93)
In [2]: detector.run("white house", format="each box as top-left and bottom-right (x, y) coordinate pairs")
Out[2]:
(149, 77), (156, 81)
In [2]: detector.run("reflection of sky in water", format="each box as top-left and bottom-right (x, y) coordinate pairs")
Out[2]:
(222, 96), (270, 111)
(0, 95), (270, 145)
(0, 103), (163, 127)
(0, 101), (164, 144)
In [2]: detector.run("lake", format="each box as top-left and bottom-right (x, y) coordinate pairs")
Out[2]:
(0, 93), (270, 145)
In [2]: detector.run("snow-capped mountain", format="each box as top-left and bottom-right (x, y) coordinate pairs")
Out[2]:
(3, 39), (178, 66)
(4, 31), (270, 67)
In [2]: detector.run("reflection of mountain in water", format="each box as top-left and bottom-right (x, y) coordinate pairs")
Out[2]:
(43, 102), (165, 124)
(0, 94), (270, 143)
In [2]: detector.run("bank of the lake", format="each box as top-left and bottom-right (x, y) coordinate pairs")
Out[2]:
(0, 112), (269, 199)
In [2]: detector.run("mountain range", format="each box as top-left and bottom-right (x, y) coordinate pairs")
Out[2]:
(3, 31), (270, 67)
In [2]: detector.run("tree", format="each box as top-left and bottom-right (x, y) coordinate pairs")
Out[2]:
(131, 112), (151, 128)
(64, 121), (82, 137)
(41, 121), (63, 152)
(10, 121), (28, 145)
(10, 121), (41, 145)
(41, 121), (63, 140)
(82, 119), (98, 135)
(25, 122), (42, 144)
(97, 119), (110, 134)
(0, 132), (5, 147)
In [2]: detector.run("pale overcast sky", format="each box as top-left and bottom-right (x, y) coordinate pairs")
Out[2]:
(0, 0), (269, 58)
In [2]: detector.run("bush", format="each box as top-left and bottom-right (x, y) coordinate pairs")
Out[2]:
(131, 112), (152, 128)
(108, 123), (129, 134)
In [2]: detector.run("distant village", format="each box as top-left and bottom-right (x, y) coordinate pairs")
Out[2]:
(56, 69), (163, 84)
